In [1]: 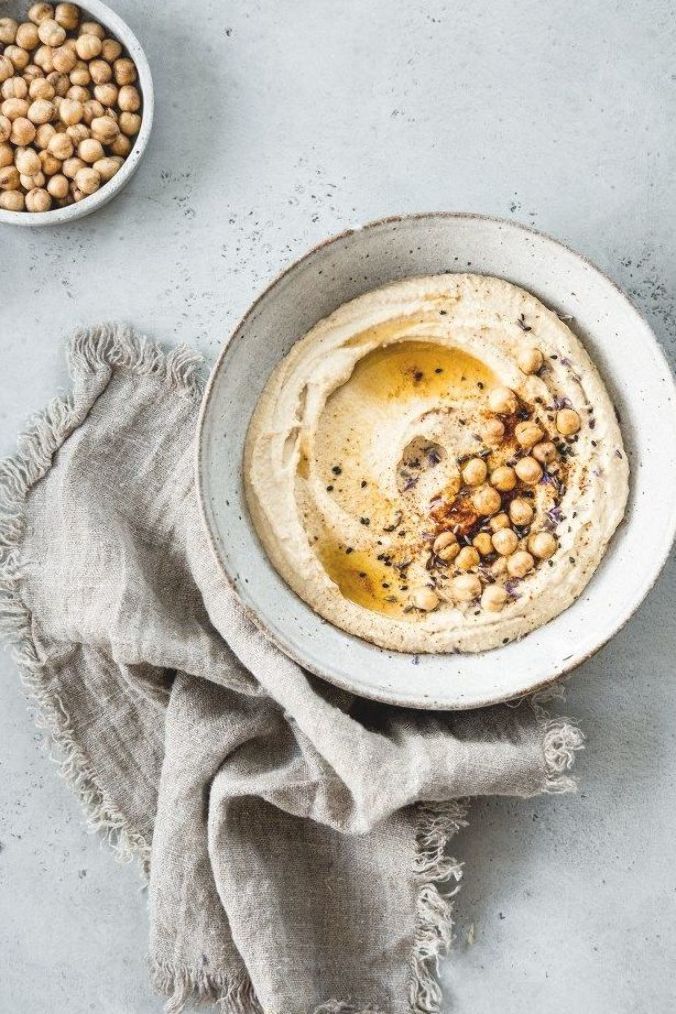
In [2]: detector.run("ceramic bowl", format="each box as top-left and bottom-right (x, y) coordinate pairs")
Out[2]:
(0, 0), (153, 226)
(197, 213), (676, 710)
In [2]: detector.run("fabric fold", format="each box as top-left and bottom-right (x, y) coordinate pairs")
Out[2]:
(0, 326), (583, 1013)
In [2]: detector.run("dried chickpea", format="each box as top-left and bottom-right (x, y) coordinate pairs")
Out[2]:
(450, 574), (482, 602)
(77, 136), (103, 163)
(61, 154), (83, 177)
(0, 164), (20, 189)
(101, 38), (121, 62)
(38, 19), (66, 47)
(109, 132), (130, 157)
(90, 114), (118, 144)
(10, 116), (36, 145)
(113, 56), (136, 85)
(481, 584), (508, 612)
(515, 421), (544, 449)
(52, 43), (77, 73)
(29, 77), (55, 99)
(59, 96), (82, 123)
(0, 188), (24, 210)
(27, 97), (54, 123)
(117, 83), (140, 112)
(490, 465), (517, 492)
(514, 456), (543, 485)
(0, 114), (10, 144)
(491, 528), (519, 557)
(15, 145), (41, 175)
(517, 347), (544, 374)
(69, 59), (90, 85)
(118, 111), (140, 137)
(46, 70), (69, 95)
(46, 170), (68, 198)
(54, 3), (80, 30)
(473, 485), (502, 516)
(70, 182), (84, 201)
(0, 19), (19, 46)
(38, 148), (60, 174)
(33, 44), (55, 71)
(2, 76), (29, 100)
(93, 154), (122, 181)
(74, 164), (99, 193)
(489, 512), (511, 532)
(456, 546), (480, 571)
(411, 587), (439, 612)
(89, 58), (111, 84)
(47, 130), (72, 158)
(2, 96), (29, 119)
(16, 22), (40, 51)
(528, 532), (558, 560)
(472, 532), (493, 557)
(0, 141), (13, 166)
(66, 83), (88, 102)
(34, 121), (55, 147)
(25, 185), (51, 210)
(462, 457), (488, 487)
(66, 121), (88, 143)
(93, 81), (116, 105)
(75, 32), (101, 59)
(508, 498), (534, 527)
(82, 98), (103, 124)
(481, 417), (505, 444)
(80, 19), (104, 37)
(432, 530), (459, 562)
(532, 441), (557, 464)
(22, 64), (44, 82)
(20, 169), (45, 189)
(5, 47), (31, 71)
(507, 551), (534, 578)
(488, 386), (518, 415)
(28, 3), (55, 23)
(556, 408), (581, 436)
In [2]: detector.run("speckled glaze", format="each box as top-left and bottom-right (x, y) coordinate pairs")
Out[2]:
(197, 213), (676, 710)
(0, 0), (153, 227)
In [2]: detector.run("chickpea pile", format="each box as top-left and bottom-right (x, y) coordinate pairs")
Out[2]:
(411, 352), (583, 617)
(0, 3), (141, 213)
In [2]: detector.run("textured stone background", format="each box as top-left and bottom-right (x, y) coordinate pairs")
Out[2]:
(1, 1), (675, 1011)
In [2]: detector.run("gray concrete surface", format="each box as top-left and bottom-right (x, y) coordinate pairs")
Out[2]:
(1, 0), (675, 1011)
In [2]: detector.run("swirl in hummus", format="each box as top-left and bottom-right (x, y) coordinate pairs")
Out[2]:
(244, 274), (629, 653)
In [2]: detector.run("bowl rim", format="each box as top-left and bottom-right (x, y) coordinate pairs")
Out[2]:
(196, 211), (676, 709)
(0, 0), (153, 227)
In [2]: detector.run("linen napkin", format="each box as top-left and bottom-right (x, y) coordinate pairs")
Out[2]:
(0, 327), (583, 1014)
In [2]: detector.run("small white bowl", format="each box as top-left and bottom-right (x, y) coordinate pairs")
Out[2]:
(198, 214), (676, 711)
(0, 0), (153, 226)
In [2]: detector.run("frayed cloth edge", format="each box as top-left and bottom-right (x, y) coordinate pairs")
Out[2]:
(0, 325), (204, 871)
(150, 960), (261, 1014)
(408, 798), (469, 1013)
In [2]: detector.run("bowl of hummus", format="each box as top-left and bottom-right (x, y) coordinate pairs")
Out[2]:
(198, 214), (676, 709)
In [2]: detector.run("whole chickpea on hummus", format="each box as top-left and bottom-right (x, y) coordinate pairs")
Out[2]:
(245, 274), (629, 653)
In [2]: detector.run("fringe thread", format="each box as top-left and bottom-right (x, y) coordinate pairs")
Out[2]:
(409, 799), (468, 1013)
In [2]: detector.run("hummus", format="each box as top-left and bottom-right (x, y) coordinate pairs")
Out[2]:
(244, 274), (629, 653)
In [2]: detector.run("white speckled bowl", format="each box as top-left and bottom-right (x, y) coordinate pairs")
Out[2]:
(0, 0), (153, 226)
(197, 214), (676, 710)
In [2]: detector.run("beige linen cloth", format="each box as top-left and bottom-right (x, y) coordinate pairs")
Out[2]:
(0, 328), (583, 1014)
